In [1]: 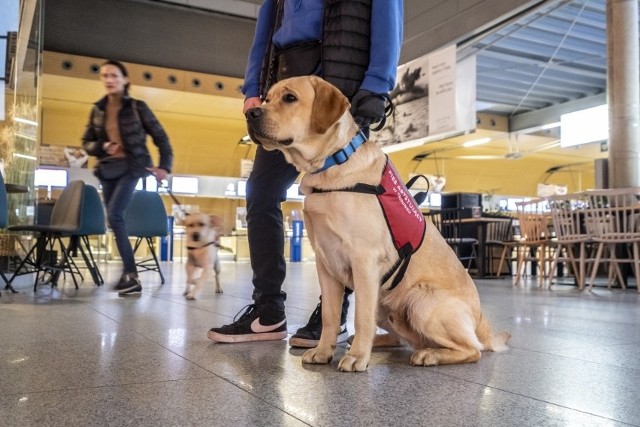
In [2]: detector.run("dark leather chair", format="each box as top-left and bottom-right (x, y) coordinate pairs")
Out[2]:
(8, 181), (106, 291)
(124, 190), (168, 284)
(427, 208), (479, 271)
(0, 173), (17, 295)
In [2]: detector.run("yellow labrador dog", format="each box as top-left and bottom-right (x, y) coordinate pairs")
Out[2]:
(246, 76), (510, 371)
(183, 213), (223, 299)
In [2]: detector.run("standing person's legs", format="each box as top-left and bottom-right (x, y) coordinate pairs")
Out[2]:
(102, 175), (140, 294)
(247, 146), (299, 308)
(208, 146), (299, 343)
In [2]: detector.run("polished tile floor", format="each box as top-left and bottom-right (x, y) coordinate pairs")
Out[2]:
(1, 260), (639, 427)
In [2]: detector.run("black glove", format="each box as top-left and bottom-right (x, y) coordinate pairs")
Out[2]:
(349, 89), (387, 129)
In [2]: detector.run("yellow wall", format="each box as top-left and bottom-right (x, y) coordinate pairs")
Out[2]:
(388, 147), (596, 197)
(38, 52), (599, 232)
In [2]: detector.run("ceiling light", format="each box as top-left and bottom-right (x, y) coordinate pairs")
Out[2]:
(462, 137), (491, 148)
(456, 155), (502, 160)
(382, 138), (425, 153)
(14, 117), (38, 126)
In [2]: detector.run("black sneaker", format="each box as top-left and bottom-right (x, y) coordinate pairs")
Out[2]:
(289, 302), (348, 348)
(114, 273), (139, 291)
(207, 304), (287, 343)
(116, 273), (142, 296)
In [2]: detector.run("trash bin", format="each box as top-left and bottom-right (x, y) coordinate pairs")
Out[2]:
(290, 220), (303, 262)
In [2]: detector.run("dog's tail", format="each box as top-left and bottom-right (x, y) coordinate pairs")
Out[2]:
(477, 313), (511, 353)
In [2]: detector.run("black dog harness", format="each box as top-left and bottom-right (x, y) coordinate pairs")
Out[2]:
(311, 132), (427, 291)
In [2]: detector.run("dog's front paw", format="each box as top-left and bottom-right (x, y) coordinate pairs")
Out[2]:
(185, 293), (196, 300)
(410, 349), (438, 366)
(215, 287), (223, 294)
(302, 347), (333, 365)
(338, 353), (369, 372)
(183, 283), (193, 297)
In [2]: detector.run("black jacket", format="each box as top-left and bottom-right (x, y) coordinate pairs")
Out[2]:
(322, 0), (372, 100)
(82, 95), (173, 178)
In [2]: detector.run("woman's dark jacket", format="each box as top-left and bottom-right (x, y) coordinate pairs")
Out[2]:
(81, 95), (173, 178)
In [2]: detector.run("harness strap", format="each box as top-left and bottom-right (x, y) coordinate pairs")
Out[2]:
(387, 244), (414, 290)
(405, 174), (430, 205)
(312, 182), (384, 195)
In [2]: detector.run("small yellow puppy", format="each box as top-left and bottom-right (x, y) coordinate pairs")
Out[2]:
(183, 213), (223, 299)
(245, 76), (510, 371)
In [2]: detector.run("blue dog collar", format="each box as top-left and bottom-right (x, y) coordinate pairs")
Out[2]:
(313, 131), (367, 173)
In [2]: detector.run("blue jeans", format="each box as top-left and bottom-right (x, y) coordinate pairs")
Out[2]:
(101, 174), (139, 275)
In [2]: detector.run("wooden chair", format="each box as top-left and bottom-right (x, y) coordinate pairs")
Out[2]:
(484, 216), (514, 276)
(512, 198), (555, 286)
(583, 187), (640, 292)
(547, 193), (594, 289)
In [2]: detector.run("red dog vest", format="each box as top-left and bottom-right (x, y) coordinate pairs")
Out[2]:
(312, 157), (426, 290)
(377, 160), (426, 257)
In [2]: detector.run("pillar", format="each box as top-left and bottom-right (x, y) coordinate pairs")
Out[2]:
(607, 0), (640, 188)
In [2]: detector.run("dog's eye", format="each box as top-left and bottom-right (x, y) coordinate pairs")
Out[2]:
(283, 93), (297, 103)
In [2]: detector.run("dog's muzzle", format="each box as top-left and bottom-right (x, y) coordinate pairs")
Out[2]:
(245, 108), (294, 147)
(245, 108), (264, 145)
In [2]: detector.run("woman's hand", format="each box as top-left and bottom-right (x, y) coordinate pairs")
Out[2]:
(147, 167), (168, 182)
(103, 141), (124, 156)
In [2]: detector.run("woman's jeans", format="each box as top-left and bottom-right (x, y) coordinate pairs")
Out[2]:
(101, 174), (139, 275)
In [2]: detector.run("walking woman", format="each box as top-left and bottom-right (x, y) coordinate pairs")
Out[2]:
(82, 60), (173, 295)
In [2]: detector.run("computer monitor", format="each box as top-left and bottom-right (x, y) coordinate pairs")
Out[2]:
(429, 192), (442, 208)
(237, 180), (247, 197)
(135, 176), (159, 191)
(171, 176), (199, 194)
(34, 168), (68, 188)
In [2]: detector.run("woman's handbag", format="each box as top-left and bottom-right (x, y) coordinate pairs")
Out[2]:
(97, 156), (129, 180)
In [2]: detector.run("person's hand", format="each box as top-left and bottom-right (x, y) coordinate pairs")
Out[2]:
(243, 97), (262, 114)
(349, 90), (387, 128)
(147, 167), (168, 182)
(103, 141), (124, 156)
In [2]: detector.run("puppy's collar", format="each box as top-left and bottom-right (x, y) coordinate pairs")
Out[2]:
(187, 241), (217, 251)
(313, 131), (367, 174)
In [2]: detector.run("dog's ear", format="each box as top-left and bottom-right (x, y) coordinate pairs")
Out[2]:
(309, 77), (350, 135)
(209, 215), (223, 229)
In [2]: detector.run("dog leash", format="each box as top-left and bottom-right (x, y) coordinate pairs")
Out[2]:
(158, 182), (188, 216)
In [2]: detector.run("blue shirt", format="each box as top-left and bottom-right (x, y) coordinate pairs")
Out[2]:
(242, 0), (403, 99)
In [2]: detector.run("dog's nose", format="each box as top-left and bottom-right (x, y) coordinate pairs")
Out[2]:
(245, 107), (262, 120)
